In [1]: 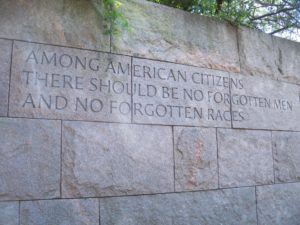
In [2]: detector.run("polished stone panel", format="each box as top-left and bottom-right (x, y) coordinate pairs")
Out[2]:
(9, 41), (131, 123)
(0, 202), (19, 225)
(231, 73), (300, 131)
(218, 129), (274, 188)
(174, 126), (218, 191)
(0, 118), (60, 200)
(100, 187), (257, 225)
(273, 131), (300, 183)
(132, 58), (232, 127)
(62, 121), (173, 197)
(20, 199), (99, 225)
(257, 183), (300, 225)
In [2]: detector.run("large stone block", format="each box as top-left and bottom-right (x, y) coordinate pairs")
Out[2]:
(273, 36), (300, 85)
(0, 118), (60, 200)
(218, 129), (274, 188)
(62, 121), (173, 197)
(132, 58), (232, 127)
(20, 199), (99, 225)
(0, 39), (12, 117)
(113, 0), (240, 72)
(0, 202), (19, 225)
(0, 0), (110, 51)
(174, 127), (218, 191)
(238, 26), (278, 79)
(272, 131), (300, 183)
(231, 73), (300, 131)
(9, 41), (131, 123)
(100, 187), (257, 225)
(257, 183), (300, 225)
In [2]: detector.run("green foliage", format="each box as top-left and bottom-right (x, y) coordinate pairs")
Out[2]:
(103, 0), (129, 35)
(101, 0), (299, 40)
(147, 0), (300, 40)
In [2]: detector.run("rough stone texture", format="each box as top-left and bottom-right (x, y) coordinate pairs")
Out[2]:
(9, 41), (131, 123)
(62, 121), (173, 197)
(100, 187), (257, 225)
(0, 202), (19, 225)
(0, 39), (12, 117)
(238, 27), (300, 84)
(1, 0), (300, 223)
(272, 131), (300, 183)
(174, 127), (218, 191)
(231, 73), (300, 131)
(132, 58), (232, 127)
(218, 129), (274, 188)
(257, 183), (300, 225)
(20, 199), (99, 225)
(113, 0), (240, 73)
(238, 26), (278, 79)
(0, 0), (109, 51)
(273, 36), (300, 85)
(0, 118), (60, 200)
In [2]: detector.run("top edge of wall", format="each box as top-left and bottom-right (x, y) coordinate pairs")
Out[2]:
(0, 0), (299, 84)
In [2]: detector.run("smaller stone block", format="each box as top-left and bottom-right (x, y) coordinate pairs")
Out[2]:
(238, 26), (278, 79)
(272, 131), (300, 183)
(62, 121), (173, 197)
(273, 36), (300, 84)
(0, 39), (12, 116)
(100, 187), (257, 225)
(113, 0), (240, 72)
(231, 73), (300, 131)
(9, 41), (132, 123)
(0, 0), (110, 51)
(174, 127), (218, 191)
(0, 202), (19, 225)
(257, 183), (300, 225)
(132, 57), (232, 127)
(218, 129), (274, 188)
(0, 118), (61, 200)
(20, 199), (99, 225)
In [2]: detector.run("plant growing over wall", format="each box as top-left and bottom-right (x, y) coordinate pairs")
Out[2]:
(148, 0), (300, 40)
(103, 0), (129, 34)
(102, 0), (299, 40)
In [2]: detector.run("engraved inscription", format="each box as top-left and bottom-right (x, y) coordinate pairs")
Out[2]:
(132, 58), (233, 126)
(231, 73), (300, 130)
(9, 41), (300, 130)
(9, 41), (132, 122)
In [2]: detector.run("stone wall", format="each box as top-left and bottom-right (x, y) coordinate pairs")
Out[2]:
(0, 0), (300, 224)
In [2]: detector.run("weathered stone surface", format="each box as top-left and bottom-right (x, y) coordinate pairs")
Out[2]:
(100, 187), (257, 225)
(273, 36), (300, 85)
(0, 202), (19, 225)
(9, 41), (131, 123)
(238, 26), (278, 79)
(231, 73), (300, 131)
(113, 0), (240, 72)
(239, 27), (300, 84)
(132, 58), (232, 127)
(0, 39), (12, 117)
(62, 121), (173, 197)
(257, 183), (300, 225)
(218, 129), (273, 188)
(20, 199), (99, 225)
(0, 0), (109, 51)
(174, 127), (218, 191)
(272, 131), (300, 183)
(0, 118), (60, 200)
